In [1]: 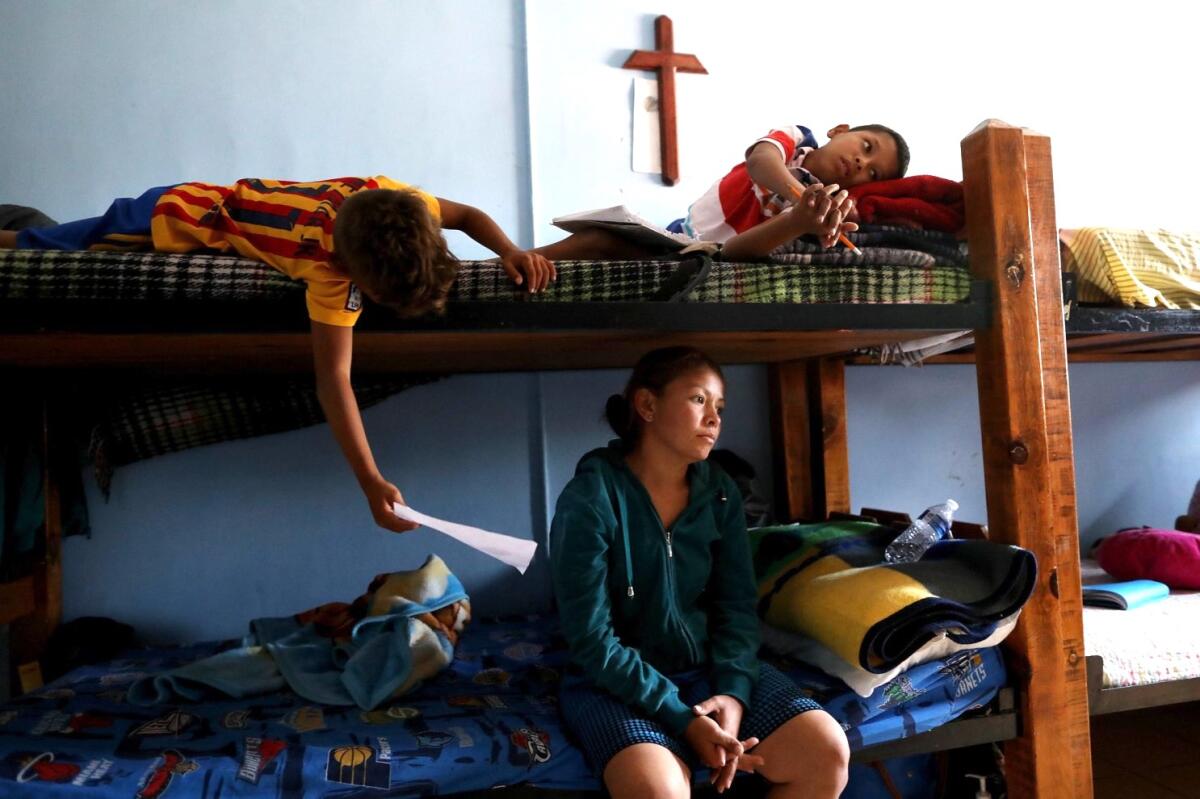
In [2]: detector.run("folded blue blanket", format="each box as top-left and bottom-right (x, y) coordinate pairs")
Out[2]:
(129, 554), (469, 709)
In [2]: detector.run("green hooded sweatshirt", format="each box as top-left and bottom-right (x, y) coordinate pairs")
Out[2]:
(549, 442), (760, 736)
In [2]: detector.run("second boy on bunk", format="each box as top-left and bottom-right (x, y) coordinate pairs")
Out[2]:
(0, 178), (555, 534)
(538, 122), (910, 261)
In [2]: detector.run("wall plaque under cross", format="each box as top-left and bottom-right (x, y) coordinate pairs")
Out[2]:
(622, 15), (707, 185)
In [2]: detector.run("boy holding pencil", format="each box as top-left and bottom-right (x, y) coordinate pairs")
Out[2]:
(676, 123), (908, 259)
(537, 123), (909, 262)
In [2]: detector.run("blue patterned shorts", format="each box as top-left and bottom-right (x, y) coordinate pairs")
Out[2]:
(559, 662), (821, 776)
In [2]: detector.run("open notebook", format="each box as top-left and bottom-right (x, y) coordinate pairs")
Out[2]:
(552, 205), (694, 250)
(1082, 579), (1170, 610)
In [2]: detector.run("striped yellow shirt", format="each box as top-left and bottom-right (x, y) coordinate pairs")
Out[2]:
(152, 176), (441, 326)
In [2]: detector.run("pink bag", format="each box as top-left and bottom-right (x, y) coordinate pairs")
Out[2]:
(1095, 527), (1200, 590)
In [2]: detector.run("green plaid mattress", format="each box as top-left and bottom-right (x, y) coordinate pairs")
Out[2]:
(453, 226), (971, 304)
(0, 249), (297, 302)
(452, 257), (970, 305)
(0, 225), (970, 308)
(0, 252), (970, 306)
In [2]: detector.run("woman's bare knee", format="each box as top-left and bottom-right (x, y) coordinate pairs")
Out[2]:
(756, 710), (849, 789)
(603, 743), (690, 799)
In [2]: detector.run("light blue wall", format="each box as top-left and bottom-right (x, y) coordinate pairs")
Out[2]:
(2, 2), (1198, 642)
(845, 363), (1200, 550)
(67, 365), (772, 643)
(0, 0), (530, 258)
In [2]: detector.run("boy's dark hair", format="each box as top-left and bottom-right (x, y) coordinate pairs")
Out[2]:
(605, 346), (725, 449)
(851, 124), (910, 179)
(334, 189), (459, 317)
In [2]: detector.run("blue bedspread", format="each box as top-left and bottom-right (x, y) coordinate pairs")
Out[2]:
(0, 617), (1004, 797)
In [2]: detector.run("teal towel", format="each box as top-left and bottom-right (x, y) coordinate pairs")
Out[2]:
(129, 554), (469, 709)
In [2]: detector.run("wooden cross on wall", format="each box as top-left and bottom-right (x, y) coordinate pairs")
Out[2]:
(622, 16), (707, 185)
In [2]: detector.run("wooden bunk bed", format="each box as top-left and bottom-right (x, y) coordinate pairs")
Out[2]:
(0, 120), (1091, 797)
(792, 141), (1200, 789)
(903, 309), (1200, 717)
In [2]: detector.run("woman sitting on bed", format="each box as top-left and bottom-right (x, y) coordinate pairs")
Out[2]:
(549, 346), (849, 797)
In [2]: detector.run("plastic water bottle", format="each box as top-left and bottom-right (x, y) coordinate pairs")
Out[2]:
(883, 499), (959, 563)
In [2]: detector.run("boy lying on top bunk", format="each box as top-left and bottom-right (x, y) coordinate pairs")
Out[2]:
(0, 179), (554, 537)
(535, 122), (911, 262)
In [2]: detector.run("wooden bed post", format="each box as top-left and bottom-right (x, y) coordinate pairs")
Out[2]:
(962, 120), (1091, 798)
(768, 357), (850, 521)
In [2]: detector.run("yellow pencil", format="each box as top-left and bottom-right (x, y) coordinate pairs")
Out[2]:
(788, 185), (862, 255)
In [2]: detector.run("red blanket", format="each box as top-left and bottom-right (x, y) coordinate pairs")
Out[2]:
(847, 175), (964, 234)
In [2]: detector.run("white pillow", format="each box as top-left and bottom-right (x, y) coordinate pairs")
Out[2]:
(760, 613), (1020, 698)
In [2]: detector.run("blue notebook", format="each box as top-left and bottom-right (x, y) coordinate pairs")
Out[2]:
(1082, 579), (1170, 610)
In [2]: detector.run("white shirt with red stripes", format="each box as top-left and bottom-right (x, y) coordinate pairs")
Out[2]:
(679, 125), (820, 243)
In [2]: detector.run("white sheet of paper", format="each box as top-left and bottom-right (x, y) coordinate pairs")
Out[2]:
(392, 504), (537, 574)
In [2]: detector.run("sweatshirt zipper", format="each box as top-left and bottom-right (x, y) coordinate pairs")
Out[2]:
(656, 514), (699, 663)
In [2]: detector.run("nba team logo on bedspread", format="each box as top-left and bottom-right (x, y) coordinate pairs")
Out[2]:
(132, 710), (195, 736)
(325, 744), (391, 789)
(510, 727), (552, 766)
(360, 705), (421, 724)
(136, 749), (198, 798)
(11, 752), (81, 784)
(281, 705), (327, 733)
(473, 667), (511, 686)
(238, 737), (286, 784)
(878, 675), (922, 710)
(31, 710), (113, 735)
(413, 730), (455, 749)
(223, 709), (251, 729)
(940, 650), (988, 698)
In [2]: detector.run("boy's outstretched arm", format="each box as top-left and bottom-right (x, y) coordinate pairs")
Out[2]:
(437, 198), (556, 292)
(310, 321), (418, 534)
(745, 142), (809, 199)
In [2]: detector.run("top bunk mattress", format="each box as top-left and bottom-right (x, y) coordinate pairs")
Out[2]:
(0, 224), (974, 334)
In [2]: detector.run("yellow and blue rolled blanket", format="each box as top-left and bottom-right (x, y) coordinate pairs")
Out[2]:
(750, 521), (1035, 673)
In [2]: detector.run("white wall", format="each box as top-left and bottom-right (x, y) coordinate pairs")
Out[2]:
(2, 0), (1198, 641)
(524, 1), (1200, 233)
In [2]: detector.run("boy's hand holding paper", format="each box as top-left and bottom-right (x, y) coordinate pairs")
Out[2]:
(392, 504), (537, 574)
